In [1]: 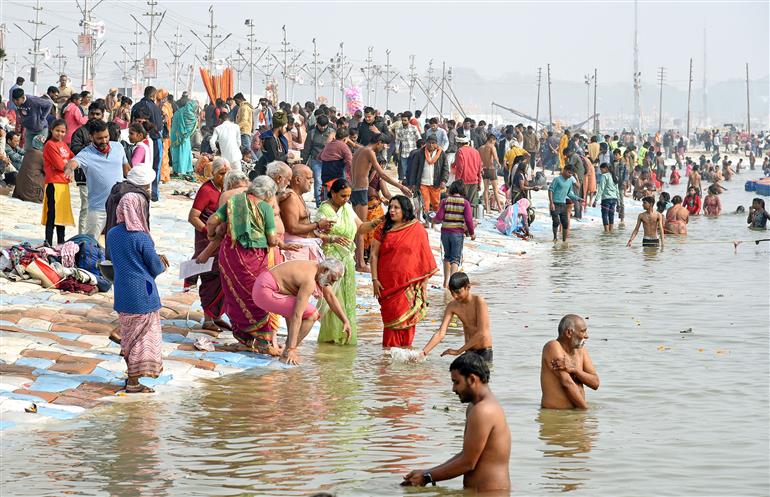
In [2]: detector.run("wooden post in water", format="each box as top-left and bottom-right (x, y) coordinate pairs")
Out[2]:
(686, 58), (693, 140)
(745, 63), (751, 134)
(535, 67), (542, 134)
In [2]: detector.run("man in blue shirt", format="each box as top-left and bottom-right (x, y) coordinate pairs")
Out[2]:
(548, 164), (583, 242)
(12, 87), (53, 151)
(64, 120), (129, 241)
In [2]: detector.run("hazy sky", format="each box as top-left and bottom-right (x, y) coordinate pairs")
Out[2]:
(1, 0), (768, 93)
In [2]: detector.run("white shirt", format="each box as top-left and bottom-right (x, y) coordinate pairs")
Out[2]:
(421, 149), (439, 186)
(210, 120), (243, 170)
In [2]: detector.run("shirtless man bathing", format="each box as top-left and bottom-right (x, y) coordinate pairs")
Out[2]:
(350, 133), (412, 271)
(541, 314), (600, 409)
(627, 195), (665, 248)
(420, 272), (493, 362)
(402, 352), (511, 492)
(251, 259), (351, 365)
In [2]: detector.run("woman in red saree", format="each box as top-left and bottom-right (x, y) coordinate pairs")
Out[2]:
(369, 195), (437, 347)
(187, 158), (230, 334)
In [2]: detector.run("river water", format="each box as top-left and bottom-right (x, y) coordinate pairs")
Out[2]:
(2, 175), (768, 497)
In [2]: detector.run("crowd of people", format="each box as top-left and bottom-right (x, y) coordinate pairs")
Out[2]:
(2, 72), (770, 492)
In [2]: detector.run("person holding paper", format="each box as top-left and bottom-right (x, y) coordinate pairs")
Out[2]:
(187, 157), (231, 334)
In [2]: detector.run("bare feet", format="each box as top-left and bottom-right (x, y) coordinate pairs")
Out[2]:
(125, 381), (155, 394)
(199, 321), (222, 338)
(213, 318), (232, 331)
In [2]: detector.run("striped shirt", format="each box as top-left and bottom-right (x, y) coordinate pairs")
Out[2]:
(434, 195), (474, 235)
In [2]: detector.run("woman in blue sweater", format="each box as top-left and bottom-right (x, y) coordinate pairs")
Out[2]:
(107, 192), (168, 393)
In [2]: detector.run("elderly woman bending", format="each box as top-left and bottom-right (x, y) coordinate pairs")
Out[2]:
(206, 176), (299, 354)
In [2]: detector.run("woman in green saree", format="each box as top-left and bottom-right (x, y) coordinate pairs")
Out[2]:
(170, 100), (198, 175)
(315, 178), (380, 345)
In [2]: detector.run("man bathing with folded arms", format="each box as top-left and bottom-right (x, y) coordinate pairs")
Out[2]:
(420, 272), (493, 362)
(402, 352), (511, 492)
(540, 314), (600, 409)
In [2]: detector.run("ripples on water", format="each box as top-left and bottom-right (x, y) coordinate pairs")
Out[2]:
(2, 182), (768, 496)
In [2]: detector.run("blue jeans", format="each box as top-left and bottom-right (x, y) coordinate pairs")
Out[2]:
(399, 157), (409, 182)
(241, 133), (252, 153)
(309, 158), (323, 206)
(600, 198), (617, 226)
(441, 231), (464, 264)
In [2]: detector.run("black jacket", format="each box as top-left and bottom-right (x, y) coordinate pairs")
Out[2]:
(408, 147), (450, 188)
(131, 97), (164, 138)
(70, 121), (98, 185)
(357, 118), (390, 146)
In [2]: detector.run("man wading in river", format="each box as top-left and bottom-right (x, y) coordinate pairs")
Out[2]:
(402, 353), (511, 492)
(540, 314), (600, 409)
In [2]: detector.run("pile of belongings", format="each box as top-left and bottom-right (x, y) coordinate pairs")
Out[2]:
(0, 235), (112, 294)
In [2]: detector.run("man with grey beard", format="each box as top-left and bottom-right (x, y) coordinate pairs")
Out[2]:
(540, 314), (600, 409)
(251, 259), (351, 365)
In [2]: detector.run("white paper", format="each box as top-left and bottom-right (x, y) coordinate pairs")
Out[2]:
(179, 257), (214, 279)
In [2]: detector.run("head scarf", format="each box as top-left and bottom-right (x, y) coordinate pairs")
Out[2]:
(126, 165), (156, 186)
(170, 100), (199, 147)
(156, 88), (169, 102)
(515, 197), (530, 214)
(116, 192), (150, 233)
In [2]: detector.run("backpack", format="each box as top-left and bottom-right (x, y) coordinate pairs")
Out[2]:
(67, 234), (112, 292)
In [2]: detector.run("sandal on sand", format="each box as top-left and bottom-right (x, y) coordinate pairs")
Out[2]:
(108, 332), (122, 345)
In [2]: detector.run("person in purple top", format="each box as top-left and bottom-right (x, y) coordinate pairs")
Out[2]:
(433, 180), (476, 289)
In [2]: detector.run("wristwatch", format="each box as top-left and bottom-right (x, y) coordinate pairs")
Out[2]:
(423, 472), (436, 486)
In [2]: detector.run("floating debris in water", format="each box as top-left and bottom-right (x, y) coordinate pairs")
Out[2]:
(680, 328), (694, 334)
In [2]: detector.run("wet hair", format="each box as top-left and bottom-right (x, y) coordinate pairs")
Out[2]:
(449, 352), (490, 384)
(448, 180), (466, 196)
(319, 258), (345, 278)
(557, 314), (583, 337)
(382, 195), (415, 235)
(707, 185), (719, 195)
(87, 119), (109, 135)
(672, 195), (683, 205)
(371, 133), (390, 144)
(656, 192), (670, 213)
(448, 272), (470, 292)
(642, 195), (655, 206)
(753, 198), (765, 209)
(335, 127), (349, 140)
(46, 119), (67, 142)
(327, 178), (351, 198)
(736, 205), (746, 213)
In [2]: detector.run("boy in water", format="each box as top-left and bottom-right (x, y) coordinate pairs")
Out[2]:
(627, 195), (665, 248)
(421, 272), (493, 362)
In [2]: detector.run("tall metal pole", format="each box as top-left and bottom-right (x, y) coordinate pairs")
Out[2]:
(142, 0), (165, 86)
(80, 0), (88, 90)
(439, 61), (446, 119)
(686, 58), (693, 140)
(312, 38), (318, 104)
(246, 19), (255, 102)
(702, 27), (708, 126)
(407, 55), (416, 109)
(130, 20), (142, 94)
(164, 26), (190, 97)
(54, 40), (66, 76)
(745, 62), (751, 134)
(593, 68), (598, 134)
(384, 49), (392, 111)
(547, 63), (553, 129)
(14, 0), (58, 95)
(657, 66), (665, 133)
(584, 73), (592, 122)
(633, 0), (642, 135)
(339, 42), (345, 109)
(281, 25), (288, 101)
(534, 67), (542, 134)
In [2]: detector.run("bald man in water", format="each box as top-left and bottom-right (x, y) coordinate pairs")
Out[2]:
(540, 314), (600, 409)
